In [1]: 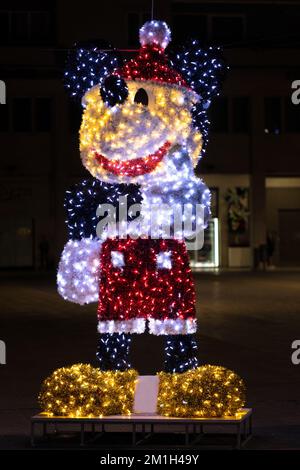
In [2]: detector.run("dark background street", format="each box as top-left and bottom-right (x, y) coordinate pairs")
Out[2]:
(0, 270), (300, 449)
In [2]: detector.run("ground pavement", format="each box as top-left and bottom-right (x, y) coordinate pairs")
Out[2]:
(0, 270), (299, 449)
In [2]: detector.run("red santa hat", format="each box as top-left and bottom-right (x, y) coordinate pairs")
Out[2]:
(115, 20), (193, 91)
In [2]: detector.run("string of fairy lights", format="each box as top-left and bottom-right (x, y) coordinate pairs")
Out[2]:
(38, 364), (245, 418)
(39, 364), (137, 417)
(157, 366), (246, 418)
(80, 81), (201, 184)
(97, 238), (197, 335)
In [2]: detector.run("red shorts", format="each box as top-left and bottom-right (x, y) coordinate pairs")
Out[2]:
(97, 238), (197, 335)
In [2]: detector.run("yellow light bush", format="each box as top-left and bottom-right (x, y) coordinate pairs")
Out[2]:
(158, 365), (246, 418)
(38, 363), (138, 417)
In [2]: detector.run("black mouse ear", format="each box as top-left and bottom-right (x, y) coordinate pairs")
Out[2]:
(64, 39), (122, 103)
(169, 39), (227, 102)
(169, 40), (227, 160)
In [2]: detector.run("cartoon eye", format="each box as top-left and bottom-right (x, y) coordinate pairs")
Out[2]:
(111, 251), (125, 268)
(156, 251), (172, 270)
(100, 75), (128, 107)
(134, 88), (148, 106)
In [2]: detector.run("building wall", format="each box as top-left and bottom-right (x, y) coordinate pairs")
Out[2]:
(1, 0), (300, 267)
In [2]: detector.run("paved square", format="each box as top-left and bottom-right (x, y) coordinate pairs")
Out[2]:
(0, 270), (300, 449)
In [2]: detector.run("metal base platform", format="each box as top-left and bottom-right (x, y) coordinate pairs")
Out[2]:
(31, 408), (252, 449)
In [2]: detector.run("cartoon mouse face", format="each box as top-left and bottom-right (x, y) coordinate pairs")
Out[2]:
(65, 20), (225, 186)
(80, 78), (202, 184)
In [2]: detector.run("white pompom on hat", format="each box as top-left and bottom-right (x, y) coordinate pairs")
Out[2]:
(139, 20), (171, 50)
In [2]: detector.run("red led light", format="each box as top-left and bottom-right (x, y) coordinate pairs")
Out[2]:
(115, 45), (189, 88)
(95, 141), (171, 176)
(97, 237), (196, 324)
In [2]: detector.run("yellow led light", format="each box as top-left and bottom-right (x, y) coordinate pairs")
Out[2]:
(157, 365), (246, 418)
(38, 364), (138, 417)
(79, 81), (202, 183)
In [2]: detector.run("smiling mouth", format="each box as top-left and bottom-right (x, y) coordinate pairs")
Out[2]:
(95, 141), (171, 177)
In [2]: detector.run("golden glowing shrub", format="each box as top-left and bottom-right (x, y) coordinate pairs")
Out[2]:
(157, 365), (246, 418)
(38, 364), (138, 417)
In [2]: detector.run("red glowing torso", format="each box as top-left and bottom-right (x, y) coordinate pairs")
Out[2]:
(97, 237), (196, 323)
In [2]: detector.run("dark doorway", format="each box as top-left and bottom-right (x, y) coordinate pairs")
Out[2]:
(279, 209), (300, 266)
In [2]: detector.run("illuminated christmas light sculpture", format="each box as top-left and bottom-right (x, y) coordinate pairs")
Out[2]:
(58, 20), (226, 373)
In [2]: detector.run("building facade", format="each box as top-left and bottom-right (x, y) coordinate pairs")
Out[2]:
(1, 0), (300, 269)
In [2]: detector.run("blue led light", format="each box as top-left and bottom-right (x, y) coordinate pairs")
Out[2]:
(170, 40), (227, 158)
(64, 44), (121, 101)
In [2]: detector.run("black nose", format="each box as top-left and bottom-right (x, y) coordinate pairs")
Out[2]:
(100, 75), (128, 107)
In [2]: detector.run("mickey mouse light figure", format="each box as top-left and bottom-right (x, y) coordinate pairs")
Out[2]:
(58, 21), (225, 373)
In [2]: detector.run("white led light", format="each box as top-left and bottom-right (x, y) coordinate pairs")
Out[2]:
(156, 251), (172, 270)
(139, 20), (171, 50)
(97, 319), (146, 334)
(148, 318), (197, 335)
(57, 238), (102, 305)
(111, 251), (125, 268)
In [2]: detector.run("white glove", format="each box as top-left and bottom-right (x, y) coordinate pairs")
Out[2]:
(57, 238), (102, 305)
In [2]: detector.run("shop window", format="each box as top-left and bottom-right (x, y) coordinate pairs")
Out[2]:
(189, 218), (219, 268)
(232, 96), (250, 133)
(264, 97), (282, 134)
